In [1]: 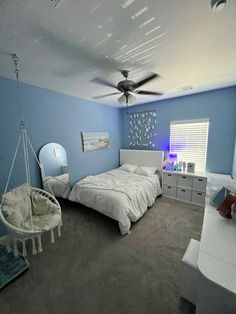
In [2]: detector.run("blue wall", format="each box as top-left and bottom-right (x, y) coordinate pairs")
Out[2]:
(0, 76), (122, 236)
(122, 87), (236, 175)
(1, 76), (235, 237)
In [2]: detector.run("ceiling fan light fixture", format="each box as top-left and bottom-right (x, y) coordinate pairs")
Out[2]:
(211, 0), (228, 12)
(118, 93), (136, 105)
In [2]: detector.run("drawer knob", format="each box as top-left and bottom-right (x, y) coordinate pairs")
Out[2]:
(198, 179), (203, 182)
(182, 176), (186, 179)
(181, 189), (186, 192)
(197, 193), (202, 195)
(168, 174), (172, 177)
(167, 186), (171, 189)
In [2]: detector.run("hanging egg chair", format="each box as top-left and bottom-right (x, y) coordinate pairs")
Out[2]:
(0, 54), (62, 257)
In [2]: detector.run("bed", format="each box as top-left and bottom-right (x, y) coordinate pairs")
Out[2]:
(69, 149), (164, 235)
(43, 173), (71, 199)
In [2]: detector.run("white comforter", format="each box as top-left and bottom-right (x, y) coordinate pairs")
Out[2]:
(69, 169), (162, 234)
(43, 173), (71, 199)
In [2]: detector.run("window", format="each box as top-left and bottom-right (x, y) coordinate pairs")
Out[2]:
(170, 120), (209, 172)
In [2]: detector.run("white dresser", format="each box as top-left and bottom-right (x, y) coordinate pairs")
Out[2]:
(162, 170), (207, 206)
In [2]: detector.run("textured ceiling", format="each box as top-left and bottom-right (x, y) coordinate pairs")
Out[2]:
(0, 0), (236, 107)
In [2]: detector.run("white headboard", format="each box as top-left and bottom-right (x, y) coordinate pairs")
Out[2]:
(120, 149), (164, 171)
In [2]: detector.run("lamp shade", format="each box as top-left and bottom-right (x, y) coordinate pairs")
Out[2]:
(118, 93), (136, 105)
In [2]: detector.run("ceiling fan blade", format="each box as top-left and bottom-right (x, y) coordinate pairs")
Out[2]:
(93, 92), (121, 99)
(91, 77), (117, 89)
(134, 90), (163, 96)
(134, 73), (159, 89)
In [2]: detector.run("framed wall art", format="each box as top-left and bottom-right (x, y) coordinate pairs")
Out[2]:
(81, 132), (110, 152)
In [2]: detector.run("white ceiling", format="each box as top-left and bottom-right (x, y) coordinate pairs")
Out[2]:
(0, 0), (236, 108)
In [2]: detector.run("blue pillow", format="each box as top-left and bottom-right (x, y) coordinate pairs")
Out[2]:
(213, 187), (231, 206)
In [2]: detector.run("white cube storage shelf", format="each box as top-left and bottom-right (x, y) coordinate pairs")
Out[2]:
(177, 187), (192, 202)
(163, 185), (177, 198)
(162, 170), (207, 206)
(192, 177), (207, 192)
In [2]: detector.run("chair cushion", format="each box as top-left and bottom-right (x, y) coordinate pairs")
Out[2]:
(2, 205), (24, 228)
(22, 212), (61, 231)
(31, 194), (59, 216)
(2, 183), (32, 227)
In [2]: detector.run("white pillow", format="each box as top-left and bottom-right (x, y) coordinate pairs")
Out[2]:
(135, 166), (157, 176)
(2, 183), (32, 222)
(119, 164), (138, 173)
(31, 194), (59, 216)
(3, 204), (25, 227)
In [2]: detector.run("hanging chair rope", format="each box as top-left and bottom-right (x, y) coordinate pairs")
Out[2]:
(2, 134), (22, 197)
(10, 53), (24, 125)
(0, 53), (62, 257)
(25, 132), (55, 197)
(22, 126), (31, 186)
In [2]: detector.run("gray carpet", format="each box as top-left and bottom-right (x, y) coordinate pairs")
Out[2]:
(1, 196), (203, 314)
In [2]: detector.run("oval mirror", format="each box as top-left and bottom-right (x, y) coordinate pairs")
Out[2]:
(39, 143), (70, 199)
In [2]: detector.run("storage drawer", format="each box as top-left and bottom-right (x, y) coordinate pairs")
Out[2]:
(163, 173), (177, 186)
(192, 177), (207, 192)
(177, 175), (192, 189)
(163, 185), (177, 198)
(192, 191), (206, 205)
(177, 187), (191, 202)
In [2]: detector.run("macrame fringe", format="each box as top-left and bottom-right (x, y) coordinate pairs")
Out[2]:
(37, 235), (43, 253)
(13, 239), (18, 257)
(5, 225), (61, 257)
(50, 229), (55, 244)
(58, 224), (61, 237)
(32, 238), (37, 255)
(6, 237), (12, 253)
(22, 240), (27, 256)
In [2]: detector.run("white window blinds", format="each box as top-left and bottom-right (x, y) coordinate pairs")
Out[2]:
(170, 120), (209, 172)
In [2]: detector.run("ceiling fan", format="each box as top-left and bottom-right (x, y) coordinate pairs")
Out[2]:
(91, 70), (163, 106)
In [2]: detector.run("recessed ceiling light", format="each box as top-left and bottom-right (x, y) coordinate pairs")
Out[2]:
(211, 0), (228, 12)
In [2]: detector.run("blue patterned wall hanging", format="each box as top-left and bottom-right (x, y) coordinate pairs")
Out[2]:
(128, 110), (157, 149)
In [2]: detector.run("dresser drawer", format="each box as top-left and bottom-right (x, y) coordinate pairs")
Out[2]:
(163, 185), (177, 198)
(177, 175), (192, 189)
(163, 173), (177, 186)
(177, 187), (191, 202)
(192, 191), (206, 205)
(192, 177), (207, 192)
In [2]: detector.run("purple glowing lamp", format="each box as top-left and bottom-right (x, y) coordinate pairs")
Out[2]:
(169, 153), (178, 161)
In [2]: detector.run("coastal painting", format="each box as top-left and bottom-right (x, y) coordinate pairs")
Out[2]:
(81, 132), (110, 152)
